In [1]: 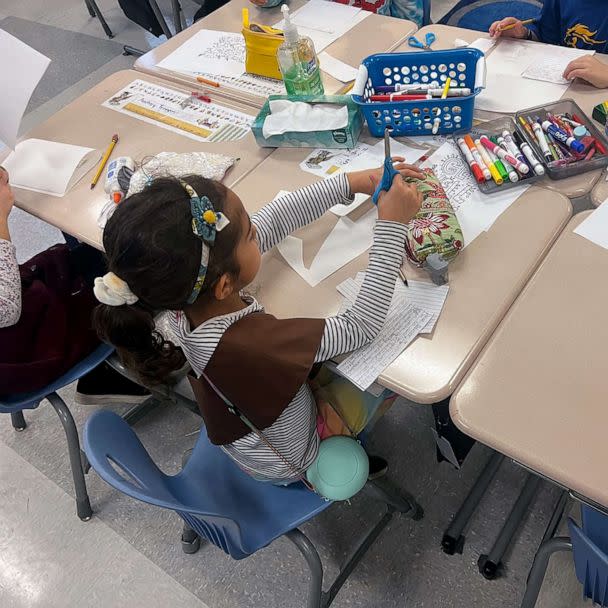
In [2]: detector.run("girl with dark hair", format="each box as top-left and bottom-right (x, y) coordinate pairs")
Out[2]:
(94, 163), (424, 482)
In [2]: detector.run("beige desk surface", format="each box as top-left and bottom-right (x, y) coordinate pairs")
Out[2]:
(591, 172), (608, 206)
(395, 24), (608, 200)
(134, 0), (416, 107)
(451, 212), (608, 509)
(4, 70), (272, 249)
(232, 136), (572, 403)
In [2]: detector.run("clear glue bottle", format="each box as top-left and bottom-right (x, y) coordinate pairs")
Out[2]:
(277, 4), (324, 96)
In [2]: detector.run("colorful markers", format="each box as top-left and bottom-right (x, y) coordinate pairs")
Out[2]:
(457, 136), (485, 183)
(479, 136), (529, 174)
(542, 121), (585, 154)
(513, 131), (545, 176)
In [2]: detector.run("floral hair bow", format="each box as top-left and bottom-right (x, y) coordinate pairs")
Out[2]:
(180, 180), (230, 304)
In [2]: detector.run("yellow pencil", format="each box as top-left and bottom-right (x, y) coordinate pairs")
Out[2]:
(499, 18), (536, 32)
(441, 77), (451, 99)
(90, 133), (118, 190)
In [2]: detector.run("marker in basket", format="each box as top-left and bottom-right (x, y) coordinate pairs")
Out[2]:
(475, 139), (503, 185)
(541, 120), (584, 154)
(369, 94), (430, 101)
(513, 131), (545, 176)
(530, 120), (553, 161)
(457, 137), (485, 183)
(197, 76), (221, 88)
(441, 77), (452, 99)
(480, 136), (529, 174)
(374, 85), (471, 96)
(432, 117), (441, 134)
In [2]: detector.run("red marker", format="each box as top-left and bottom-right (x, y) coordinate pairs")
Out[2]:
(479, 135), (529, 173)
(191, 92), (212, 102)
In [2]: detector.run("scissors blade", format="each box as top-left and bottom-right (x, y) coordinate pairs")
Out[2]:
(384, 128), (391, 159)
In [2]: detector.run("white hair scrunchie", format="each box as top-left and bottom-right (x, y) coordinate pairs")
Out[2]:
(94, 272), (139, 307)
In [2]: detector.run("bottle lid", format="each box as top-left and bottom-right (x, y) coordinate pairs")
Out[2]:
(281, 4), (298, 44)
(112, 191), (123, 204)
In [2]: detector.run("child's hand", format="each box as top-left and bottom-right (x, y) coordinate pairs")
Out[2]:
(489, 17), (528, 39)
(349, 158), (425, 196)
(0, 167), (14, 221)
(374, 174), (422, 225)
(563, 56), (608, 89)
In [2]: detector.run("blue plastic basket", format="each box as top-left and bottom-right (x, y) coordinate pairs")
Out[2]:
(352, 49), (485, 137)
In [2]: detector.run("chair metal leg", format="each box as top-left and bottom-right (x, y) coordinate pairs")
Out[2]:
(10, 410), (27, 431)
(47, 393), (93, 521)
(442, 450), (504, 555)
(365, 477), (424, 519)
(478, 474), (542, 580)
(148, 0), (174, 38)
(181, 522), (201, 554)
(171, 0), (184, 33)
(520, 537), (573, 608)
(286, 529), (324, 608)
(123, 45), (145, 57)
(84, 0), (95, 17)
(86, 0), (114, 38)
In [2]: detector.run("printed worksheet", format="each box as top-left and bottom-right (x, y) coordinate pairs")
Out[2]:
(102, 79), (254, 142)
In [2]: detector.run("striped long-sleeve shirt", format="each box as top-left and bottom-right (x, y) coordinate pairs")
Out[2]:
(169, 174), (407, 481)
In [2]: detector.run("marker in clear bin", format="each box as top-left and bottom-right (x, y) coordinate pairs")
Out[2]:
(541, 120), (585, 154)
(513, 131), (545, 176)
(457, 136), (485, 183)
(480, 136), (529, 175)
(475, 139), (503, 185)
(464, 135), (491, 181)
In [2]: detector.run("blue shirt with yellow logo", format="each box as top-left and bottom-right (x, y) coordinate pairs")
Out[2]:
(529, 0), (608, 54)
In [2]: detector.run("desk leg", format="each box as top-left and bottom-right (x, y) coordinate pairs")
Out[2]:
(478, 474), (542, 580)
(442, 451), (504, 555)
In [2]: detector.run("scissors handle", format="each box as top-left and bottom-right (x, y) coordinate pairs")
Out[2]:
(372, 156), (399, 205)
(424, 32), (436, 47)
(407, 35), (425, 49)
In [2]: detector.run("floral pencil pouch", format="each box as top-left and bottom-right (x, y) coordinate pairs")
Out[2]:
(404, 168), (464, 267)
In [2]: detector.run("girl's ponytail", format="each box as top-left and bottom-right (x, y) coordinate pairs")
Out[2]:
(93, 174), (240, 386)
(93, 303), (184, 386)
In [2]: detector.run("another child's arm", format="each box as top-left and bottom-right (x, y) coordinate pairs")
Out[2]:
(0, 169), (21, 329)
(490, 0), (559, 44)
(252, 162), (424, 254)
(315, 175), (422, 362)
(563, 56), (608, 88)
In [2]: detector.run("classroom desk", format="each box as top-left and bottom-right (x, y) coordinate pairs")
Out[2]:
(591, 171), (608, 206)
(451, 211), (608, 510)
(395, 24), (608, 200)
(3, 70), (272, 250)
(134, 0), (416, 107)
(232, 139), (572, 403)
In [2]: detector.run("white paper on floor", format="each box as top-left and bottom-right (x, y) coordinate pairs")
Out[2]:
(3, 139), (100, 197)
(0, 30), (50, 149)
(421, 141), (529, 247)
(300, 138), (428, 216)
(277, 206), (377, 287)
(573, 200), (608, 250)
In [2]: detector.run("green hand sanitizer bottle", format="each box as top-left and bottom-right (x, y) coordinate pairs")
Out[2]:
(277, 4), (324, 96)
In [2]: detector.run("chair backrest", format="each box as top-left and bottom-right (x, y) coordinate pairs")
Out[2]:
(569, 511), (608, 606)
(582, 504), (608, 555)
(83, 410), (247, 557)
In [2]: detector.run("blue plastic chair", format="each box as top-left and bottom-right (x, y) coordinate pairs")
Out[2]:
(1, 344), (114, 521)
(437, 0), (542, 32)
(521, 503), (608, 607)
(422, 0), (431, 26)
(84, 409), (423, 608)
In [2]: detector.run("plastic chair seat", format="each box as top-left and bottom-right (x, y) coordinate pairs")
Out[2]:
(84, 410), (330, 559)
(0, 344), (114, 411)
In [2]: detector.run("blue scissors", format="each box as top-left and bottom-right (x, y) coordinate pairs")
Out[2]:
(372, 128), (400, 205)
(407, 31), (436, 51)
